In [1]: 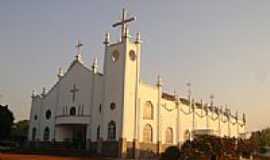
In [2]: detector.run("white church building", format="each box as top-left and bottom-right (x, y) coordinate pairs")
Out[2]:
(28, 9), (246, 158)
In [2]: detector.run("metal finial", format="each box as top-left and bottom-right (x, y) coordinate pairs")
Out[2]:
(41, 87), (46, 97)
(210, 94), (214, 106)
(186, 82), (191, 102)
(57, 67), (64, 79)
(104, 32), (110, 45)
(157, 75), (163, 87)
(32, 90), (36, 98)
(92, 57), (98, 73)
(135, 32), (142, 44)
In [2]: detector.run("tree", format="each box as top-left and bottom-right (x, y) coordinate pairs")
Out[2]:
(160, 146), (180, 160)
(237, 138), (257, 158)
(251, 128), (270, 146)
(0, 105), (14, 140)
(11, 120), (29, 145)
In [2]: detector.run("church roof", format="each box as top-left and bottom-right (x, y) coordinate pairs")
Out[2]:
(161, 92), (242, 121)
(39, 59), (103, 99)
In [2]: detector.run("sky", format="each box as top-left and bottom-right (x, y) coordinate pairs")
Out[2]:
(0, 0), (270, 132)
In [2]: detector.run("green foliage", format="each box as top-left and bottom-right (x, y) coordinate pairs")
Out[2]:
(11, 120), (29, 145)
(180, 135), (257, 160)
(0, 105), (14, 140)
(251, 128), (270, 148)
(237, 138), (257, 158)
(11, 120), (29, 138)
(160, 146), (180, 160)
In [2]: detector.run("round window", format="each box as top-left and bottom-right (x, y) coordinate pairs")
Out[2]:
(129, 50), (136, 61)
(45, 110), (52, 120)
(112, 50), (119, 63)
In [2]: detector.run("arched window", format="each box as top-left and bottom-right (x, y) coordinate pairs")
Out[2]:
(99, 104), (102, 113)
(143, 101), (154, 120)
(166, 127), (173, 144)
(70, 107), (76, 116)
(45, 110), (52, 120)
(108, 121), (116, 140)
(143, 124), (153, 143)
(110, 102), (116, 110)
(184, 130), (191, 141)
(97, 125), (101, 140)
(32, 127), (36, 141)
(43, 127), (50, 141)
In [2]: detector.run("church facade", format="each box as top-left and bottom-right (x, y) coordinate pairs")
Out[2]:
(28, 9), (246, 158)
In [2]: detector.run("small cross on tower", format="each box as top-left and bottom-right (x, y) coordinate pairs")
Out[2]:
(70, 84), (79, 103)
(75, 40), (83, 62)
(112, 8), (136, 40)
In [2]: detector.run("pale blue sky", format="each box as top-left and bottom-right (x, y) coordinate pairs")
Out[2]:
(0, 1), (270, 131)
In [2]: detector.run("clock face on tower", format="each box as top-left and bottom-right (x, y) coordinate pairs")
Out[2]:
(129, 50), (136, 61)
(112, 50), (119, 63)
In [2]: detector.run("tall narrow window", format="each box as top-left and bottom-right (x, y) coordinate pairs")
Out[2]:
(43, 127), (50, 141)
(110, 102), (116, 110)
(99, 104), (102, 113)
(32, 127), (36, 141)
(143, 101), (154, 120)
(143, 124), (153, 143)
(166, 127), (173, 144)
(97, 125), (101, 140)
(108, 121), (116, 140)
(45, 110), (52, 120)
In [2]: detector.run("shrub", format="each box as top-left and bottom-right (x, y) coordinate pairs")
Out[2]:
(160, 146), (180, 160)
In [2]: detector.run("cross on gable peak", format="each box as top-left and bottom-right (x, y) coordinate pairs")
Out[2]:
(112, 8), (136, 40)
(75, 40), (83, 49)
(75, 40), (83, 63)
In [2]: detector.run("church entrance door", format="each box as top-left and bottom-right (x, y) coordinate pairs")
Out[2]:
(72, 125), (86, 150)
(55, 124), (87, 150)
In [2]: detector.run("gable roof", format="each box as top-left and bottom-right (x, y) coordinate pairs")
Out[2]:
(41, 59), (103, 98)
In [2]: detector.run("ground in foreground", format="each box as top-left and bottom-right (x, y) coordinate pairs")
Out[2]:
(0, 153), (108, 160)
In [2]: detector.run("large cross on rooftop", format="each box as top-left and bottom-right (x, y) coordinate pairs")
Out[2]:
(112, 8), (136, 39)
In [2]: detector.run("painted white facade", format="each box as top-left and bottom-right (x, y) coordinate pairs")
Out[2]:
(28, 9), (246, 154)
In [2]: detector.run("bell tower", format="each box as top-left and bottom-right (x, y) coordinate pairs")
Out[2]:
(101, 8), (142, 157)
